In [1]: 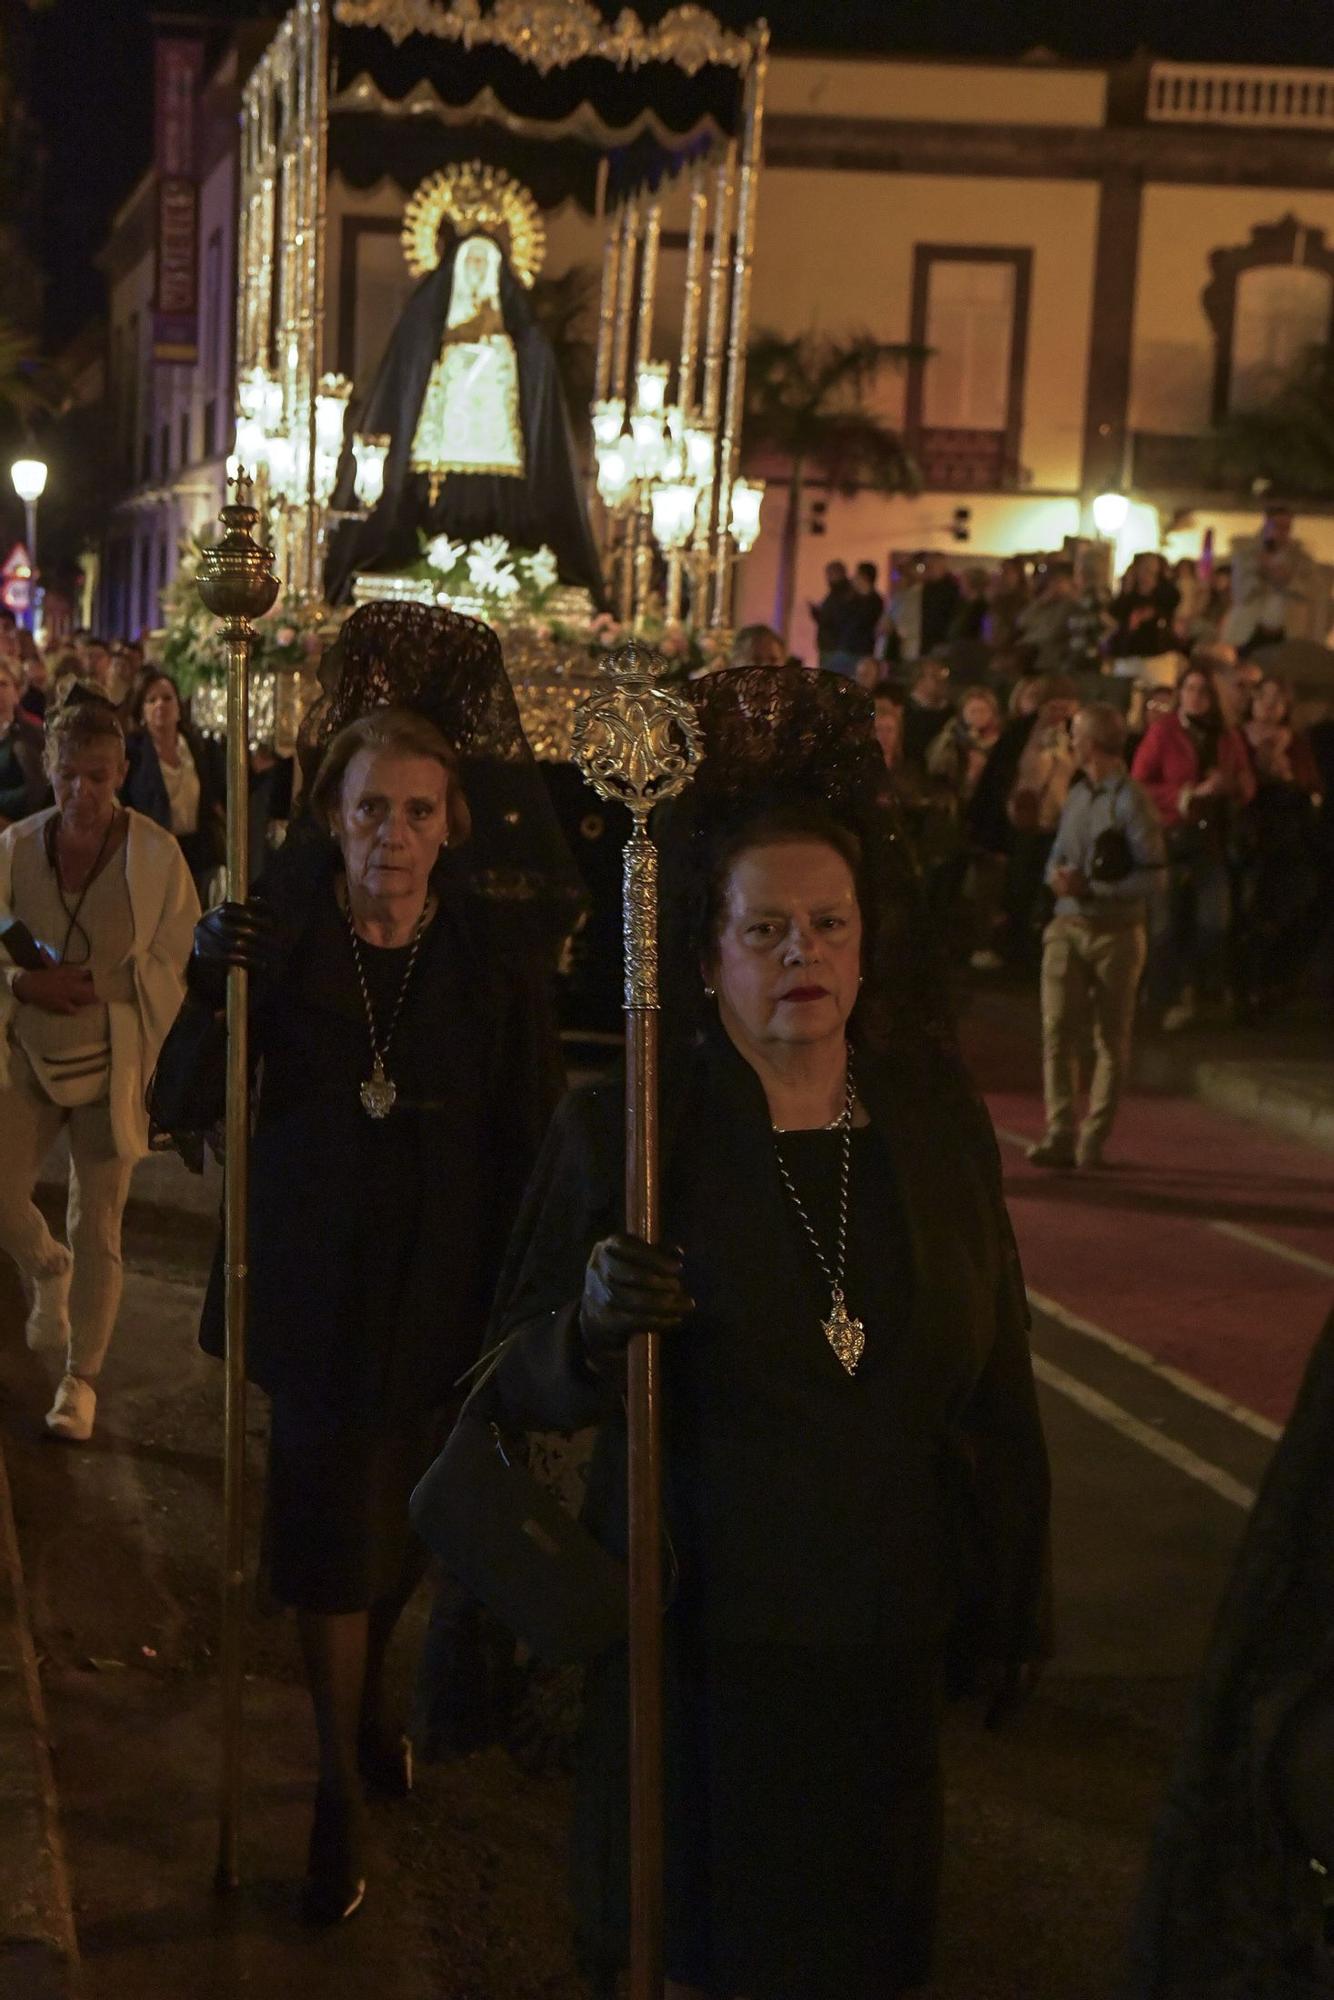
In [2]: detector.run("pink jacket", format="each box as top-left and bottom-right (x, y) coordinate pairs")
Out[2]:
(1130, 713), (1256, 830)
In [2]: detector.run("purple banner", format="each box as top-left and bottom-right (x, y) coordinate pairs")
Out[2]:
(152, 38), (204, 365)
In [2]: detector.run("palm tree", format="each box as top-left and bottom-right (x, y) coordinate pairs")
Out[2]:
(1208, 342), (1334, 500)
(742, 330), (921, 640)
(0, 316), (61, 424)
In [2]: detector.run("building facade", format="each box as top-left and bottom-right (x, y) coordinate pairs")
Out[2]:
(96, 33), (269, 639)
(91, 38), (1334, 655)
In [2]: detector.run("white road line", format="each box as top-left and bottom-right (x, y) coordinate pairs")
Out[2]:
(1027, 1288), (1282, 1442)
(1032, 1356), (1257, 1511)
(994, 1120), (1286, 1439)
(1209, 1220), (1334, 1284)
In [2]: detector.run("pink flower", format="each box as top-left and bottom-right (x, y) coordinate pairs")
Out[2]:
(275, 624), (296, 645)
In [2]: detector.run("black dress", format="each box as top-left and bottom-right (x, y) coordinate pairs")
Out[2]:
(493, 1028), (1049, 1999)
(151, 832), (563, 1613)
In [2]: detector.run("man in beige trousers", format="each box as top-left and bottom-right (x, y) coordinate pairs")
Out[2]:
(1028, 703), (1165, 1171)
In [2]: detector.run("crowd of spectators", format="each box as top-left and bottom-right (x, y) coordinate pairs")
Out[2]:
(10, 508), (1333, 1049)
(0, 608), (233, 902)
(737, 514), (1334, 1038)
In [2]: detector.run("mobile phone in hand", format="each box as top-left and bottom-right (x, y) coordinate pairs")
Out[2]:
(0, 919), (52, 972)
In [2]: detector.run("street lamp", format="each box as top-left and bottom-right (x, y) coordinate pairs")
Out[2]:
(1092, 490), (1130, 539)
(10, 457), (47, 633)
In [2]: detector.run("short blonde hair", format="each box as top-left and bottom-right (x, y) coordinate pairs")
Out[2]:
(44, 697), (126, 775)
(309, 705), (471, 846)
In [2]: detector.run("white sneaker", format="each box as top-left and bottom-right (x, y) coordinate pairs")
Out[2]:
(970, 949), (1005, 972)
(25, 1251), (72, 1354)
(45, 1374), (96, 1443)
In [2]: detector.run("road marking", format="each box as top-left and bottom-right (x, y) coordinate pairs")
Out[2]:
(1032, 1356), (1257, 1511)
(1028, 1288), (1282, 1442)
(1209, 1220), (1334, 1283)
(994, 1121), (1287, 1440)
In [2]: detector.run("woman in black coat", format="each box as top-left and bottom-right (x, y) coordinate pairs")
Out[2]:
(483, 669), (1050, 2000)
(1123, 1305), (1334, 1998)
(151, 607), (572, 1926)
(120, 671), (225, 904)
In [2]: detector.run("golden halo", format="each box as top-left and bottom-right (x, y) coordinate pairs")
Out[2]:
(401, 163), (546, 288)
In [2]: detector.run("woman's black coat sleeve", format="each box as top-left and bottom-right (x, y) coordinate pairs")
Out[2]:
(490, 1083), (625, 1435)
(954, 1085), (1052, 1672)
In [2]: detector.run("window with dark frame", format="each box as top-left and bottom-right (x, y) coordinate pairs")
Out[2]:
(905, 245), (1032, 491)
(1202, 217), (1334, 420)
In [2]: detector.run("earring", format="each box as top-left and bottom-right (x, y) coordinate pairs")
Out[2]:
(703, 984), (716, 999)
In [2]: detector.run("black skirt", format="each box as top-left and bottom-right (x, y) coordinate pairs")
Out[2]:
(574, 1631), (945, 2000)
(263, 1393), (445, 1614)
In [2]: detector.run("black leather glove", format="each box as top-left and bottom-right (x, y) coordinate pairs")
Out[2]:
(187, 898), (282, 1006)
(579, 1234), (694, 1372)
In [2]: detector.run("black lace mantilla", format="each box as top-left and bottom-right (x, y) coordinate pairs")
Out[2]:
(298, 600), (533, 783)
(684, 664), (889, 812)
(297, 601), (582, 936)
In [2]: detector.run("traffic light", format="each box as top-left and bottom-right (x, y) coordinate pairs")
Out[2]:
(951, 506), (971, 544)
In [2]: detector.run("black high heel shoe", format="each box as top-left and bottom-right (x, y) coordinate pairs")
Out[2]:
(301, 1785), (367, 1925)
(357, 1721), (413, 1799)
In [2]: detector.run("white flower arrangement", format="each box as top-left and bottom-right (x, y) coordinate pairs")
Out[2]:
(466, 534), (520, 597)
(427, 534), (466, 573)
(521, 545), (559, 593)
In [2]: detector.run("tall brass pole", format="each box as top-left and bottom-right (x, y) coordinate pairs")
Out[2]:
(612, 196), (642, 405)
(196, 483), (279, 1893)
(572, 646), (701, 2000)
(713, 28), (769, 628)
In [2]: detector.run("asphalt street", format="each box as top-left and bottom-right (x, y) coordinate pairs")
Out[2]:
(0, 1000), (1328, 1998)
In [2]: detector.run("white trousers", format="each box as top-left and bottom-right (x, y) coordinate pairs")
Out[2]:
(0, 1051), (134, 1378)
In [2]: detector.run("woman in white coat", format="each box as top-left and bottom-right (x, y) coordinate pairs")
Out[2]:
(0, 694), (198, 1439)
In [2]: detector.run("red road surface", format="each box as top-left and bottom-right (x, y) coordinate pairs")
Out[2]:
(963, 1008), (1334, 1428)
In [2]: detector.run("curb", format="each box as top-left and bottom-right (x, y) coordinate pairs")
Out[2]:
(0, 1443), (81, 1998)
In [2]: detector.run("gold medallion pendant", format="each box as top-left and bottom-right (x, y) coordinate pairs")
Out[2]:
(359, 1060), (397, 1120)
(823, 1287), (865, 1377)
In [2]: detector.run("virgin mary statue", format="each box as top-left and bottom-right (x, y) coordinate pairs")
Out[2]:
(327, 194), (604, 605)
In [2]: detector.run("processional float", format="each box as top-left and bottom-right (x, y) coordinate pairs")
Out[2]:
(196, 3), (766, 1985)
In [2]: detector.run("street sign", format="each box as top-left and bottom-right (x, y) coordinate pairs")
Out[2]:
(1, 542), (33, 614)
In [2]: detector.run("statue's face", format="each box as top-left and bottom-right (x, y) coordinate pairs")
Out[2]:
(460, 238), (497, 286)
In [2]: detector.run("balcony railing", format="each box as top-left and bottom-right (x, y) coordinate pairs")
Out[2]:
(1148, 61), (1334, 130)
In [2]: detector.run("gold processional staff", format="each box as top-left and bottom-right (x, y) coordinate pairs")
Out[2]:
(573, 644), (702, 2000)
(195, 480), (279, 1891)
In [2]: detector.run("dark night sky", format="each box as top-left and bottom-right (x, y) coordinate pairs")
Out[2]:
(24, 0), (1334, 344)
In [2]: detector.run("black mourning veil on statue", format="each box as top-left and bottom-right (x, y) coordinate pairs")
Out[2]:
(325, 231), (605, 606)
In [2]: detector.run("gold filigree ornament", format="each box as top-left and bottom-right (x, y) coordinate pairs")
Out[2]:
(571, 641), (702, 819)
(334, 0), (753, 75)
(401, 162), (546, 286)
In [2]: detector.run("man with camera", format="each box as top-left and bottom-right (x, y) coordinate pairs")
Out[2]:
(1028, 703), (1165, 1171)
(1224, 505), (1330, 654)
